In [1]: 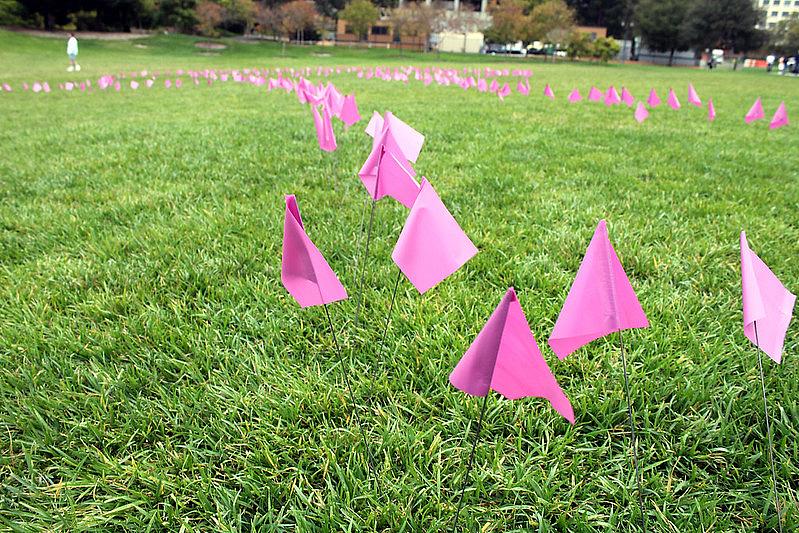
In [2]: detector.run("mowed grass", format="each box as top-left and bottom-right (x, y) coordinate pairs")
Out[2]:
(0, 29), (798, 531)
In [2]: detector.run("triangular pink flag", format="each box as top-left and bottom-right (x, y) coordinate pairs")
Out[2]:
(130, 80), (139, 90)
(281, 195), (348, 308)
(634, 102), (649, 123)
(449, 287), (575, 423)
(358, 129), (420, 209)
(340, 94), (361, 126)
(740, 231), (795, 364)
(548, 220), (649, 359)
(708, 98), (716, 122)
(745, 97), (764, 123)
(605, 85), (621, 106)
(646, 88), (661, 108)
(621, 87), (635, 107)
(312, 105), (337, 152)
(516, 80), (530, 96)
(325, 83), (345, 117)
(392, 178), (477, 294)
(667, 88), (680, 110)
(544, 84), (554, 99)
(687, 83), (702, 107)
(769, 101), (788, 129)
(568, 88), (582, 103)
(365, 111), (424, 163)
(588, 86), (602, 102)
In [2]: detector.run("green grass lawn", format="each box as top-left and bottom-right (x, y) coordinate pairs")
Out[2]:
(0, 29), (798, 531)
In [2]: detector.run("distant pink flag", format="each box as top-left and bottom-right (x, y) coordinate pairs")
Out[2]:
(325, 83), (345, 117)
(568, 88), (582, 103)
(605, 85), (621, 106)
(646, 88), (661, 107)
(312, 105), (337, 152)
(516, 80), (530, 96)
(588, 86), (602, 102)
(621, 87), (635, 107)
(544, 84), (554, 99)
(146, 79), (154, 88)
(339, 94), (361, 126)
(687, 83), (702, 107)
(281, 195), (348, 308)
(165, 79), (172, 89)
(489, 79), (499, 93)
(667, 89), (680, 110)
(634, 102), (649, 123)
(498, 83), (511, 100)
(32, 82), (41, 93)
(740, 231), (795, 364)
(548, 220), (649, 359)
(392, 178), (478, 294)
(708, 98), (716, 122)
(449, 287), (575, 423)
(769, 102), (788, 129)
(745, 97), (765, 123)
(130, 80), (139, 90)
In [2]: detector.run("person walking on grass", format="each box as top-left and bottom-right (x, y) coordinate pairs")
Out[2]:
(67, 33), (80, 72)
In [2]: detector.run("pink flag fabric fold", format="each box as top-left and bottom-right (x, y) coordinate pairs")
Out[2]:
(740, 231), (795, 364)
(708, 98), (716, 122)
(449, 287), (575, 423)
(621, 87), (635, 107)
(588, 86), (602, 102)
(281, 195), (348, 308)
(392, 178), (478, 294)
(647, 88), (661, 108)
(548, 220), (649, 359)
(358, 129), (420, 209)
(745, 97), (764, 123)
(365, 111), (424, 163)
(544, 84), (555, 99)
(687, 83), (702, 107)
(312, 105), (337, 152)
(340, 94), (362, 126)
(769, 102), (788, 129)
(568, 88), (582, 103)
(634, 102), (649, 123)
(667, 89), (681, 110)
(605, 85), (621, 106)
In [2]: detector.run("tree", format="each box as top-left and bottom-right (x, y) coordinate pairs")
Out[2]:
(566, 29), (591, 59)
(770, 15), (799, 55)
(635, 0), (690, 66)
(527, 0), (575, 43)
(339, 0), (378, 40)
(484, 0), (525, 43)
(195, 0), (223, 35)
(279, 0), (318, 42)
(158, 0), (199, 32)
(591, 35), (619, 61)
(0, 0), (23, 25)
(566, 0), (628, 38)
(685, 0), (765, 54)
(219, 0), (256, 33)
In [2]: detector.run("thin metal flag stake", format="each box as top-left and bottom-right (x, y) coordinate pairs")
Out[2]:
(353, 148), (384, 326)
(618, 329), (647, 533)
(323, 304), (376, 481)
(374, 268), (403, 363)
(450, 392), (490, 533)
(754, 322), (784, 533)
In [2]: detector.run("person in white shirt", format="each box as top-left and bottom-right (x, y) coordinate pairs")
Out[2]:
(766, 54), (775, 73)
(67, 33), (79, 72)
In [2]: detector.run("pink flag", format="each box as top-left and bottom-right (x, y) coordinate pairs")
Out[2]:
(646, 88), (661, 108)
(605, 85), (621, 106)
(634, 102), (649, 123)
(449, 287), (575, 423)
(588, 86), (602, 102)
(165, 79), (172, 89)
(769, 101), (788, 129)
(130, 80), (139, 90)
(146, 79), (154, 88)
(339, 94), (361, 126)
(708, 98), (716, 122)
(489, 79), (499, 93)
(745, 97), (765, 123)
(516, 80), (530, 96)
(621, 87), (635, 107)
(568, 88), (582, 103)
(32, 82), (41, 93)
(325, 83), (345, 117)
(544, 84), (554, 99)
(548, 220), (649, 359)
(392, 178), (478, 294)
(687, 83), (702, 107)
(498, 83), (511, 101)
(358, 129), (420, 209)
(281, 195), (348, 308)
(312, 105), (337, 152)
(740, 231), (795, 363)
(365, 111), (424, 163)
(667, 88), (680, 110)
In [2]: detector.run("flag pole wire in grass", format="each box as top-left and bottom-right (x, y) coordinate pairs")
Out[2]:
(374, 268), (403, 363)
(353, 150), (383, 327)
(323, 303), (378, 484)
(754, 322), (784, 533)
(618, 329), (647, 533)
(449, 392), (490, 533)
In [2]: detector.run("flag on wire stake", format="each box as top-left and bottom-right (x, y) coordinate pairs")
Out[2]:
(281, 194), (377, 479)
(740, 231), (795, 533)
(448, 288), (573, 531)
(548, 219), (649, 532)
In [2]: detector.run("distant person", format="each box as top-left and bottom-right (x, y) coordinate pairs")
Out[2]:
(707, 56), (714, 70)
(67, 33), (79, 72)
(778, 57), (785, 75)
(766, 53), (775, 72)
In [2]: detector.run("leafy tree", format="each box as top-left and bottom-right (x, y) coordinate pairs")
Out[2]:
(339, 0), (378, 40)
(591, 34), (619, 61)
(527, 0), (574, 43)
(159, 0), (199, 32)
(566, 0), (628, 38)
(279, 0), (318, 41)
(0, 0), (23, 25)
(770, 15), (799, 55)
(195, 0), (223, 35)
(566, 29), (591, 59)
(484, 0), (525, 43)
(684, 0), (765, 53)
(217, 0), (256, 33)
(635, 0), (690, 66)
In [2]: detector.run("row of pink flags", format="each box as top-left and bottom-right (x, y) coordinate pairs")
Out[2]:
(283, 84), (794, 526)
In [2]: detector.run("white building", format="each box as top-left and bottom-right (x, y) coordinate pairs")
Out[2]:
(757, 0), (799, 29)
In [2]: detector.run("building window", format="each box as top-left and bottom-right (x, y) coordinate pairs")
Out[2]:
(783, 10), (789, 14)
(772, 10), (778, 15)
(763, 0), (768, 4)
(345, 25), (353, 34)
(773, 0), (779, 4)
(371, 26), (388, 35)
(795, 1), (799, 5)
